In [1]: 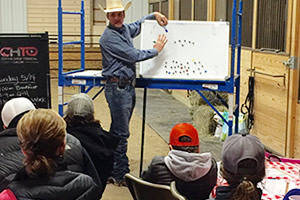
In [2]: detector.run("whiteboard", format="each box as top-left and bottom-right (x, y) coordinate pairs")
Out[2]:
(140, 20), (230, 80)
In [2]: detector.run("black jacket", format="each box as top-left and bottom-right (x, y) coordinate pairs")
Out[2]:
(9, 159), (100, 200)
(67, 121), (119, 193)
(142, 155), (217, 200)
(0, 128), (101, 194)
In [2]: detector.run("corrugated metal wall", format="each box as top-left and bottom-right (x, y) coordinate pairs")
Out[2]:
(0, 0), (27, 33)
(256, 0), (287, 52)
(226, 0), (253, 47)
(123, 0), (148, 49)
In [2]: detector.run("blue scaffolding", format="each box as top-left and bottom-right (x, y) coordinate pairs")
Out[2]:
(58, 0), (243, 175)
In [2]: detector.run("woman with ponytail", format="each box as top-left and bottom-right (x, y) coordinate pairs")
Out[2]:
(214, 133), (265, 200)
(2, 109), (101, 200)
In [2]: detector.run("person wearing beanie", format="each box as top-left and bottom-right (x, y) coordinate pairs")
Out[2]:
(0, 97), (102, 194)
(99, 0), (168, 186)
(142, 123), (217, 200)
(64, 93), (120, 193)
(214, 133), (265, 200)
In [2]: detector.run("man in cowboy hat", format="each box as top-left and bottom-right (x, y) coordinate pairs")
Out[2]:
(99, 0), (168, 186)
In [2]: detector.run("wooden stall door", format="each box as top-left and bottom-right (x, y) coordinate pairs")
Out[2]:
(251, 52), (290, 155)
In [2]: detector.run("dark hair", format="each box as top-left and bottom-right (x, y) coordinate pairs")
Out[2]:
(64, 115), (100, 127)
(172, 146), (198, 153)
(17, 109), (66, 177)
(220, 159), (265, 200)
(172, 136), (199, 153)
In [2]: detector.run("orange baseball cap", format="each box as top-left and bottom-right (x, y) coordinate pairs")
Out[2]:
(169, 123), (199, 146)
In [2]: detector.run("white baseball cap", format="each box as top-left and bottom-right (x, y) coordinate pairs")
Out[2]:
(1, 97), (35, 127)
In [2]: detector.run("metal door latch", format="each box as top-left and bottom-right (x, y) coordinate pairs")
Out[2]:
(282, 56), (298, 69)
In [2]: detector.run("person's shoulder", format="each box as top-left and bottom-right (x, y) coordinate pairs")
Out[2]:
(0, 128), (20, 153)
(62, 170), (101, 192)
(151, 156), (166, 165)
(0, 128), (17, 137)
(66, 133), (81, 146)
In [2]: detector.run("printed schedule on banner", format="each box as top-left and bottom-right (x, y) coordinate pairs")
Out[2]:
(0, 33), (51, 130)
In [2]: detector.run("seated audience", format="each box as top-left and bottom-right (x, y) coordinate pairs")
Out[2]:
(64, 93), (119, 192)
(3, 109), (101, 199)
(0, 97), (101, 193)
(142, 123), (217, 200)
(214, 133), (265, 200)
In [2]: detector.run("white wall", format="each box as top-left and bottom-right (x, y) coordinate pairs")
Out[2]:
(0, 0), (27, 33)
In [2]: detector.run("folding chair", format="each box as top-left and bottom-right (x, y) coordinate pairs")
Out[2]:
(124, 173), (185, 200)
(170, 181), (186, 200)
(283, 189), (300, 200)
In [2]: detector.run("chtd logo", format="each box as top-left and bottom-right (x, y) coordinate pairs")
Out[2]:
(0, 47), (38, 57)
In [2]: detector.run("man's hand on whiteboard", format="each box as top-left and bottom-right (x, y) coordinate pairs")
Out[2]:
(154, 12), (168, 26)
(154, 34), (168, 53)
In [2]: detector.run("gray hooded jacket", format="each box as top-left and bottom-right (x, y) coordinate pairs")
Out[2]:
(142, 150), (217, 200)
(164, 150), (212, 182)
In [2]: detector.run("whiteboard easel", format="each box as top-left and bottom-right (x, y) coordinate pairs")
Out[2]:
(140, 20), (230, 80)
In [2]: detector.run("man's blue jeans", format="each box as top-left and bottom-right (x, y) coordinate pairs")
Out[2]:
(104, 82), (136, 181)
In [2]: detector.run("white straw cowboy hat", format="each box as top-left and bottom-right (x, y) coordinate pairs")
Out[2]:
(99, 0), (132, 13)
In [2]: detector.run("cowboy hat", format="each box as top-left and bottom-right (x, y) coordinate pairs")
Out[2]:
(98, 0), (132, 13)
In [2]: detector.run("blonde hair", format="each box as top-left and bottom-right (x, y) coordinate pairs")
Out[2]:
(17, 109), (66, 177)
(220, 159), (265, 200)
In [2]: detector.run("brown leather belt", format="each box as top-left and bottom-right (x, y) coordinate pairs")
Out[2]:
(107, 77), (128, 83)
(106, 77), (135, 86)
